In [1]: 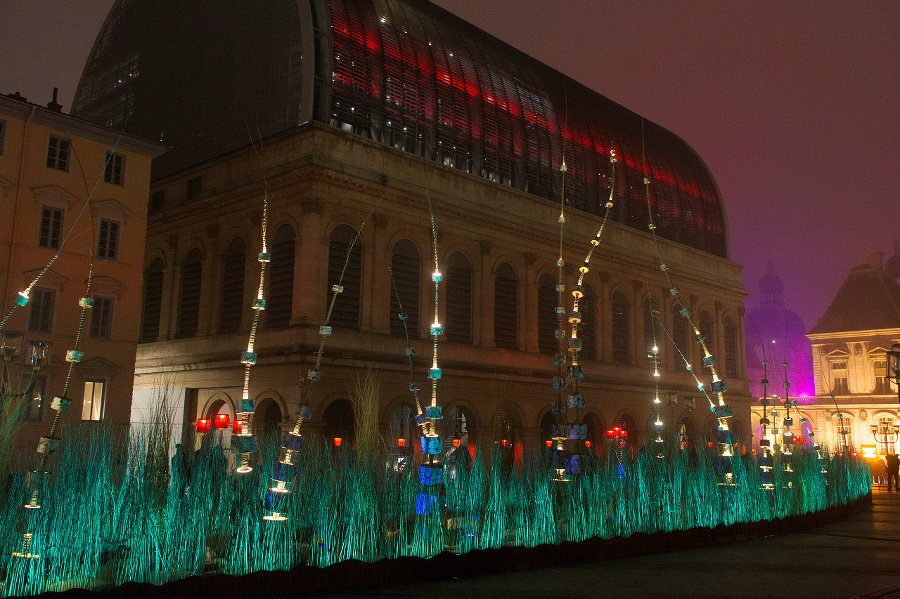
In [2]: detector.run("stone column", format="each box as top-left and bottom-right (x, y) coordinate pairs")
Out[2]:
(368, 213), (391, 335)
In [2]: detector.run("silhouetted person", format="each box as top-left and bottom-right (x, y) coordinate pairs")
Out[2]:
(885, 454), (900, 491)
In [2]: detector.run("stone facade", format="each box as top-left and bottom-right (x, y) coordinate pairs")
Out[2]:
(0, 93), (164, 454)
(804, 251), (900, 455)
(134, 123), (752, 454)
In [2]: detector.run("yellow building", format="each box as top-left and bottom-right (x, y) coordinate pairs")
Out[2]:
(806, 251), (900, 456)
(0, 92), (164, 453)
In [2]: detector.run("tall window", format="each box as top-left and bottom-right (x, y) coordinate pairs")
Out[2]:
(723, 316), (738, 377)
(835, 414), (852, 448)
(97, 219), (120, 259)
(643, 297), (660, 367)
(104, 152), (125, 185)
(390, 239), (420, 338)
(28, 288), (55, 333)
(266, 225), (295, 329)
(874, 357), (888, 394)
(537, 273), (557, 355)
(23, 375), (45, 422)
(880, 417), (896, 454)
(579, 284), (597, 360)
(671, 303), (688, 364)
(445, 252), (472, 343)
(186, 176), (202, 201)
(699, 310), (713, 371)
(140, 258), (164, 343)
(218, 237), (246, 333)
(39, 206), (63, 249)
(82, 380), (105, 421)
(176, 248), (203, 339)
(493, 263), (518, 349)
(149, 190), (165, 216)
(46, 136), (69, 171)
(832, 360), (849, 395)
(89, 297), (113, 339)
(611, 290), (629, 364)
(327, 225), (361, 329)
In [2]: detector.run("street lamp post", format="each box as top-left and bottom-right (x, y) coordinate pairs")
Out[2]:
(888, 344), (900, 409)
(870, 421), (900, 456)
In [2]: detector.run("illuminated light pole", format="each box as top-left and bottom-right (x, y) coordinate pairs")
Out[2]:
(870, 421), (900, 456)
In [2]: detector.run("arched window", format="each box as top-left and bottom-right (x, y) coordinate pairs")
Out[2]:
(537, 273), (557, 355)
(699, 310), (713, 371)
(445, 252), (472, 343)
(579, 283), (596, 359)
(671, 303), (688, 365)
(255, 398), (283, 440)
(322, 398), (355, 446)
(611, 290), (629, 364)
(266, 224), (295, 329)
(140, 257), (164, 343)
(327, 225), (362, 329)
(218, 237), (245, 333)
(643, 297), (660, 367)
(388, 402), (415, 446)
(723, 315), (738, 377)
(176, 248), (202, 339)
(390, 239), (420, 338)
(493, 263), (518, 349)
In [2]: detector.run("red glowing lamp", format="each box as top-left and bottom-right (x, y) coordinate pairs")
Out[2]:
(546, 440), (552, 448)
(397, 437), (406, 448)
(214, 414), (230, 429)
(501, 439), (509, 447)
(708, 442), (714, 448)
(196, 419), (211, 434)
(333, 437), (342, 447)
(452, 438), (461, 447)
(585, 440), (592, 448)
(232, 420), (243, 435)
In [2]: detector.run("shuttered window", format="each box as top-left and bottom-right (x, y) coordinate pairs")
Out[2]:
(699, 310), (713, 371)
(611, 290), (629, 364)
(266, 225), (295, 329)
(537, 273), (557, 355)
(493, 263), (518, 349)
(445, 252), (472, 343)
(327, 225), (361, 329)
(671, 303), (688, 365)
(176, 249), (202, 339)
(723, 316), (738, 377)
(578, 284), (596, 360)
(644, 297), (659, 367)
(140, 258), (164, 343)
(218, 237), (246, 333)
(390, 239), (420, 337)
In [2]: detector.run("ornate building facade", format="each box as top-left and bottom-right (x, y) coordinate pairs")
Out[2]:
(805, 251), (900, 455)
(74, 0), (752, 453)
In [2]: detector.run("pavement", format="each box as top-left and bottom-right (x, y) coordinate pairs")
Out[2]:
(309, 486), (900, 599)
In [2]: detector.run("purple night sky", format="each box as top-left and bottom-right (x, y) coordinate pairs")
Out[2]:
(2, 0), (898, 332)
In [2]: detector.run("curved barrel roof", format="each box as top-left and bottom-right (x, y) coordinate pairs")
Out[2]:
(73, 0), (728, 257)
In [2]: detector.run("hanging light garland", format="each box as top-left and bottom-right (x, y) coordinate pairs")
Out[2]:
(551, 148), (618, 480)
(640, 127), (735, 483)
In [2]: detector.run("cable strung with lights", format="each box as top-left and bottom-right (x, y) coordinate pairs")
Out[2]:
(264, 207), (377, 522)
(416, 180), (445, 517)
(647, 284), (664, 457)
(551, 148), (618, 480)
(11, 139), (125, 558)
(232, 187), (270, 476)
(640, 133), (735, 482)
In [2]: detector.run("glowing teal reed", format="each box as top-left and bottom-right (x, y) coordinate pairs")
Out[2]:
(0, 424), (870, 597)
